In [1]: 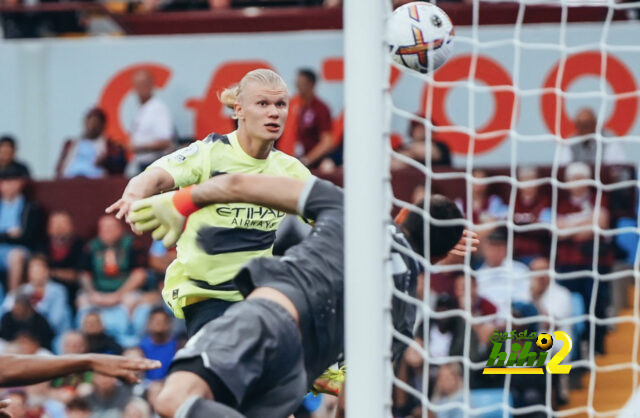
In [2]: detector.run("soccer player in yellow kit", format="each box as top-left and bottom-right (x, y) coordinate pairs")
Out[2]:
(107, 69), (311, 337)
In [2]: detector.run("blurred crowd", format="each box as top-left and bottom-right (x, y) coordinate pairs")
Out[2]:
(393, 118), (638, 417)
(4, 0), (636, 39)
(0, 66), (356, 418)
(0, 50), (637, 418)
(0, 0), (343, 38)
(0, 181), (183, 417)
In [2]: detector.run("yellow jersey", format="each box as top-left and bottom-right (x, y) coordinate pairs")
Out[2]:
(149, 131), (311, 318)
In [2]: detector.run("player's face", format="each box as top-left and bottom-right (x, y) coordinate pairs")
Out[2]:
(237, 82), (289, 142)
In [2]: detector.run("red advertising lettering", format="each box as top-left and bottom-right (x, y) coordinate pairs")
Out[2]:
(421, 55), (516, 155)
(321, 57), (404, 149)
(541, 51), (638, 138)
(96, 52), (638, 158)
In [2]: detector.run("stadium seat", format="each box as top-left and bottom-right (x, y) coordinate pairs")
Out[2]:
(615, 218), (639, 266)
(470, 388), (513, 418)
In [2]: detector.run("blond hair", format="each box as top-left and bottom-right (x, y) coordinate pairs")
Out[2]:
(219, 69), (288, 119)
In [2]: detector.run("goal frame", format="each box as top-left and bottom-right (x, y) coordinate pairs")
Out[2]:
(344, 0), (392, 417)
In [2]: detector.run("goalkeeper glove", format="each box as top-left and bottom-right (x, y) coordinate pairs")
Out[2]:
(129, 186), (200, 248)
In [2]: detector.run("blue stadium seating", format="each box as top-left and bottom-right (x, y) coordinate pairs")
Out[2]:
(470, 388), (513, 418)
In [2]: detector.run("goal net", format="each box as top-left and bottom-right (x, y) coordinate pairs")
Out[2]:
(344, 0), (640, 417)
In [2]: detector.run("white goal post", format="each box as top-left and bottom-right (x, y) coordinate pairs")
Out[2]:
(344, 1), (392, 418)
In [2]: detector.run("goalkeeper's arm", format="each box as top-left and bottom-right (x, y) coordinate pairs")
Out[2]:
(129, 174), (309, 247)
(190, 174), (306, 215)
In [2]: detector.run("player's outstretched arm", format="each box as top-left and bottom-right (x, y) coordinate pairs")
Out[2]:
(0, 353), (161, 387)
(130, 174), (308, 247)
(191, 174), (306, 215)
(106, 167), (175, 221)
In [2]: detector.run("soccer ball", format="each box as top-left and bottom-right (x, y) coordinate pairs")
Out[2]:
(536, 333), (554, 351)
(387, 1), (454, 74)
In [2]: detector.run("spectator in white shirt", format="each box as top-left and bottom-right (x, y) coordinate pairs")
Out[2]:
(129, 70), (174, 173)
(475, 227), (531, 319)
(529, 256), (573, 404)
(529, 257), (573, 341)
(558, 107), (627, 166)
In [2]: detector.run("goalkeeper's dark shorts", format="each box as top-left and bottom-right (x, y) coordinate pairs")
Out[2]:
(168, 297), (308, 418)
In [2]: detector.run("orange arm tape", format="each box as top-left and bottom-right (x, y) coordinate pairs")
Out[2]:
(172, 186), (200, 217)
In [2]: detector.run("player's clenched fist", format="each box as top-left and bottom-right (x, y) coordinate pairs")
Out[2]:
(129, 186), (200, 248)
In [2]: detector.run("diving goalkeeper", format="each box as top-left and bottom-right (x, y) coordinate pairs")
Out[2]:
(129, 174), (466, 418)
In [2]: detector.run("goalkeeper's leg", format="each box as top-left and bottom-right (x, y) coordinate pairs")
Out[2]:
(175, 396), (246, 418)
(154, 371), (217, 418)
(155, 298), (307, 418)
